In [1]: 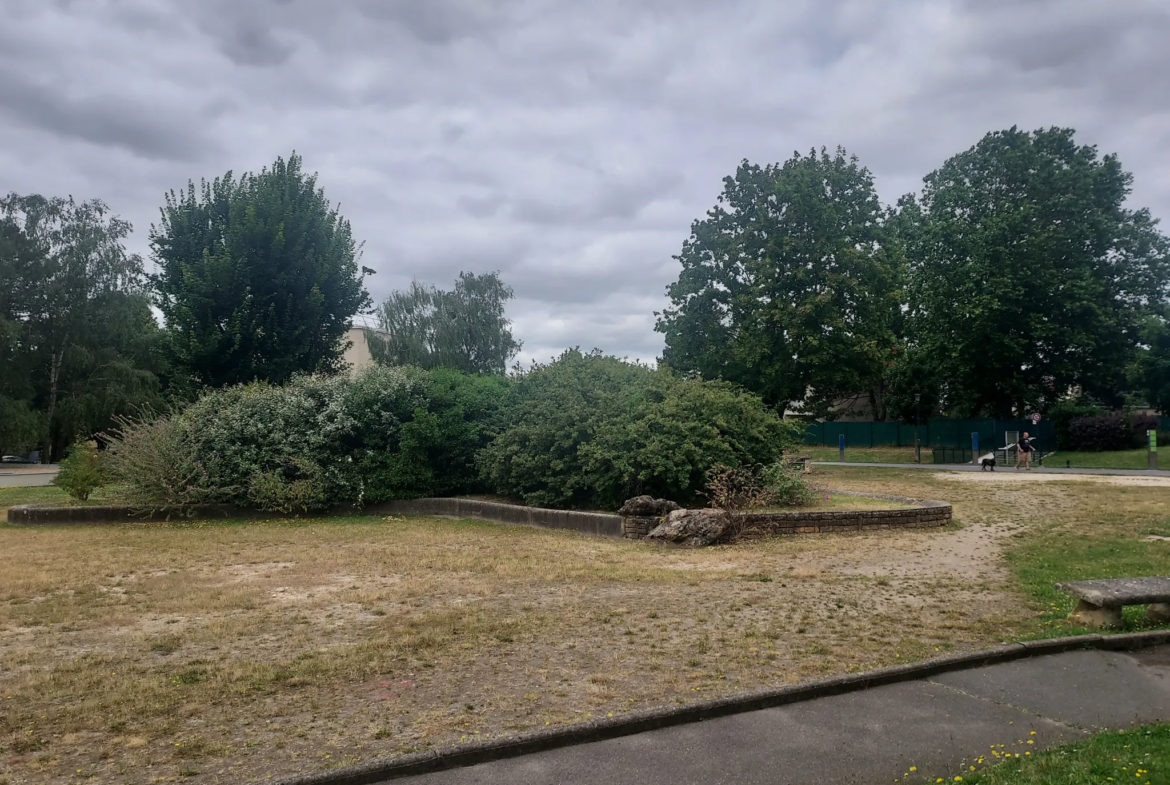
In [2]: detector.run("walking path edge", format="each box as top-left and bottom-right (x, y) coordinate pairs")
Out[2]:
(264, 630), (1170, 785)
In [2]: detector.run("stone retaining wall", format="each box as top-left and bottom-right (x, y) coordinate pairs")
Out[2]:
(621, 490), (952, 541)
(6, 504), (234, 525)
(369, 498), (624, 538)
(7, 491), (951, 541)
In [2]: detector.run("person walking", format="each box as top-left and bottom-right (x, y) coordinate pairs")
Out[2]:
(1015, 432), (1034, 471)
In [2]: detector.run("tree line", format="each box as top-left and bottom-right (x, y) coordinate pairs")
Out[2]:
(5, 126), (1170, 461)
(0, 152), (523, 461)
(656, 126), (1170, 420)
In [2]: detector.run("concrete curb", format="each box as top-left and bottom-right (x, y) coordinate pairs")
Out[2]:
(264, 632), (1162, 785)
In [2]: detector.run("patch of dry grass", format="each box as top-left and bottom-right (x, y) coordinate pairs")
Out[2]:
(1, 468), (1165, 783)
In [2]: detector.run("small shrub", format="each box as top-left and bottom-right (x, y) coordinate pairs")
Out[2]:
(702, 464), (772, 513)
(101, 413), (220, 511)
(1067, 412), (1159, 451)
(246, 456), (326, 514)
(760, 461), (818, 507)
(52, 441), (105, 501)
(703, 461), (818, 513)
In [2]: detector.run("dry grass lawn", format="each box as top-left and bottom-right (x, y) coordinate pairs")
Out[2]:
(2, 468), (1168, 784)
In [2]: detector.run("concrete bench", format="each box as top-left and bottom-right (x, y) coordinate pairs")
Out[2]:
(1055, 577), (1170, 629)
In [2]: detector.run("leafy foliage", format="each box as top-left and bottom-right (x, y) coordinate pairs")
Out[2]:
(0, 193), (165, 460)
(52, 441), (106, 501)
(150, 152), (370, 387)
(905, 127), (1170, 418)
(1066, 412), (1159, 452)
(1134, 316), (1170, 415)
(104, 366), (506, 512)
(656, 148), (904, 416)
(479, 349), (803, 510)
(369, 271), (521, 375)
(1048, 399), (1105, 450)
(703, 462), (817, 515)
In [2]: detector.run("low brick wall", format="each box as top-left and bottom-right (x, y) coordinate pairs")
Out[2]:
(621, 490), (952, 541)
(7, 492), (951, 542)
(6, 504), (236, 525)
(371, 498), (624, 539)
(622, 516), (659, 539)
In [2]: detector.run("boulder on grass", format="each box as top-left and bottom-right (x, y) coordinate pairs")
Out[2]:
(645, 508), (729, 547)
(618, 495), (682, 518)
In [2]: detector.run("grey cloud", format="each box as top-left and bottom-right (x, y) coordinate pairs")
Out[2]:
(3, 0), (1170, 366)
(354, 0), (511, 45)
(217, 26), (296, 67)
(0, 67), (218, 162)
(510, 170), (686, 226)
(457, 194), (506, 218)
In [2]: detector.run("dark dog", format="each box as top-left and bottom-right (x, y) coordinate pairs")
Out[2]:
(980, 453), (996, 471)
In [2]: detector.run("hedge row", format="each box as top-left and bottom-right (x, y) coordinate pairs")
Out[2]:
(102, 350), (804, 512)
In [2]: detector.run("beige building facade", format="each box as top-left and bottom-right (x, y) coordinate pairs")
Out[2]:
(341, 325), (376, 371)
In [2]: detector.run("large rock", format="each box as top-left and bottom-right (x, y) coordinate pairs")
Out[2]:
(618, 495), (682, 518)
(645, 508), (729, 547)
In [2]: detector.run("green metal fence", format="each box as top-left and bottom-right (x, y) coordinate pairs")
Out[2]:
(804, 418), (1057, 452)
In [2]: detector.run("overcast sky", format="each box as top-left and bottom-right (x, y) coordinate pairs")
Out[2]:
(2, 0), (1169, 365)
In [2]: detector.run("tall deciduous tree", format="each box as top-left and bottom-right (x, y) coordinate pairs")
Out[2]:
(370, 271), (522, 375)
(1134, 316), (1170, 415)
(151, 153), (370, 387)
(906, 127), (1170, 418)
(655, 148), (904, 417)
(0, 194), (163, 459)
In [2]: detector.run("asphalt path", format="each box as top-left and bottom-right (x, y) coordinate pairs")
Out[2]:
(814, 460), (1170, 477)
(391, 647), (1170, 785)
(0, 467), (57, 487)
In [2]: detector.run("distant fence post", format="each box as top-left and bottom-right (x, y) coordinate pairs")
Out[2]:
(1150, 430), (1158, 471)
(839, 433), (845, 462)
(971, 432), (979, 462)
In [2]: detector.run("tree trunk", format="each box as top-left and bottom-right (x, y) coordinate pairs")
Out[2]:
(42, 348), (63, 463)
(869, 385), (886, 422)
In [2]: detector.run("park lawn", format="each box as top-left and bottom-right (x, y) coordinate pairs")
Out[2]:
(949, 723), (1170, 784)
(806, 446), (920, 464)
(0, 485), (123, 516)
(1046, 448), (1150, 470)
(2, 467), (1169, 784)
(1005, 487), (1170, 634)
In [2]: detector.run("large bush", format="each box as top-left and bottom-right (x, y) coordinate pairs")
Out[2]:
(1066, 412), (1159, 452)
(104, 366), (506, 512)
(478, 349), (802, 510)
(1048, 400), (1104, 450)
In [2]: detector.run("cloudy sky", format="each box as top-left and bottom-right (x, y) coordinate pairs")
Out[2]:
(2, 0), (1169, 364)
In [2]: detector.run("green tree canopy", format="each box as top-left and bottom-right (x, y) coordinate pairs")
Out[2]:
(1134, 316), (1170, 415)
(655, 148), (904, 417)
(370, 271), (522, 375)
(150, 152), (370, 387)
(905, 127), (1170, 418)
(0, 193), (163, 459)
(478, 348), (803, 509)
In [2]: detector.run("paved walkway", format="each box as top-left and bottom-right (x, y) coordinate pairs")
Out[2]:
(0, 467), (57, 488)
(814, 460), (1170, 477)
(392, 647), (1170, 785)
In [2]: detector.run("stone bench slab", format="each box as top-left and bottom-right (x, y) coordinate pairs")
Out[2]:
(1055, 577), (1170, 608)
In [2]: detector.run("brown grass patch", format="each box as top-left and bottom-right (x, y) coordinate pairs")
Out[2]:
(1, 469), (1165, 783)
